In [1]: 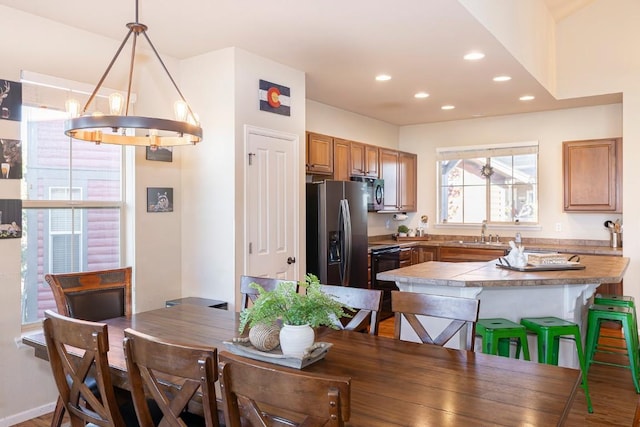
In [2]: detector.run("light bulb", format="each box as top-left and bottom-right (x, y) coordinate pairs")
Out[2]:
(174, 100), (188, 122)
(109, 93), (124, 115)
(188, 112), (200, 126)
(65, 99), (81, 118)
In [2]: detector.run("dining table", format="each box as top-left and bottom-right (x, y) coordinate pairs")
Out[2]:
(24, 303), (581, 426)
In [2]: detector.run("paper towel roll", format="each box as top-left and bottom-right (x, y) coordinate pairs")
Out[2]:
(393, 213), (408, 221)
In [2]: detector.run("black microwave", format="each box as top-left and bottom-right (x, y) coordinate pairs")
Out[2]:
(350, 176), (384, 211)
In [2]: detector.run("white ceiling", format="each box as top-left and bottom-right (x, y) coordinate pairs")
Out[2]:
(0, 0), (618, 126)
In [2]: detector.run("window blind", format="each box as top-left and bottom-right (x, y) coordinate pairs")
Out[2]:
(436, 141), (538, 161)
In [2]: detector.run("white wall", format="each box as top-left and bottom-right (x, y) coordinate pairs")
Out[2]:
(399, 104), (622, 238)
(0, 7), (184, 423)
(552, 0), (640, 331)
(179, 48), (306, 312)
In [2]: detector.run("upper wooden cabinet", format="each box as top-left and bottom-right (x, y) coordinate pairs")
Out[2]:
(399, 152), (417, 212)
(379, 149), (399, 210)
(563, 138), (622, 212)
(306, 132), (334, 174)
(350, 141), (379, 177)
(333, 138), (351, 181)
(379, 149), (417, 212)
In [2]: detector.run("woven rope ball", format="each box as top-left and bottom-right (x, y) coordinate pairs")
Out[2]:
(249, 323), (281, 351)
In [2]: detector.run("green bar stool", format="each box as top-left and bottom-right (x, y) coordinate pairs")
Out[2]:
(520, 316), (593, 413)
(593, 294), (638, 353)
(585, 304), (640, 393)
(476, 318), (530, 360)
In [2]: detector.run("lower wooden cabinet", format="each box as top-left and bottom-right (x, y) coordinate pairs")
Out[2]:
(439, 247), (507, 263)
(411, 246), (438, 264)
(399, 247), (412, 268)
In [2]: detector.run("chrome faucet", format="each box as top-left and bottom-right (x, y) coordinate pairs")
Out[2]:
(480, 220), (487, 243)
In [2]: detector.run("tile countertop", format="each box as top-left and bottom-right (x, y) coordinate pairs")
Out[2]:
(377, 255), (630, 288)
(367, 236), (623, 256)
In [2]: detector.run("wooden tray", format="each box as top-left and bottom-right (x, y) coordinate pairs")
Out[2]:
(496, 262), (585, 272)
(222, 340), (332, 369)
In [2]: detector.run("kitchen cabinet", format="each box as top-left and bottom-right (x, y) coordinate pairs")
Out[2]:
(399, 247), (412, 268)
(306, 132), (334, 174)
(411, 246), (438, 264)
(333, 138), (351, 181)
(399, 152), (417, 212)
(350, 141), (379, 177)
(563, 138), (622, 212)
(379, 149), (417, 212)
(439, 246), (507, 263)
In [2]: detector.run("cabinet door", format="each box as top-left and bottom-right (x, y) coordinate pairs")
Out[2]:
(365, 145), (379, 177)
(411, 246), (437, 264)
(333, 138), (351, 181)
(399, 152), (417, 212)
(439, 247), (507, 262)
(306, 132), (334, 174)
(350, 141), (366, 176)
(563, 138), (622, 212)
(351, 142), (379, 177)
(379, 149), (399, 210)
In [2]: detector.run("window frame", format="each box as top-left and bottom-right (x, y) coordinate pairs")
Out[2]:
(20, 72), (130, 326)
(436, 141), (539, 227)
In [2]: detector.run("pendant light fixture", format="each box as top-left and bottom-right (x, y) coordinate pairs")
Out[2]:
(64, 0), (202, 147)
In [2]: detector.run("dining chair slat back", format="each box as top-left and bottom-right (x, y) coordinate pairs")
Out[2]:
(123, 328), (220, 427)
(43, 310), (127, 427)
(45, 267), (133, 427)
(45, 267), (132, 321)
(240, 275), (297, 309)
(391, 291), (480, 351)
(319, 285), (383, 335)
(218, 351), (351, 427)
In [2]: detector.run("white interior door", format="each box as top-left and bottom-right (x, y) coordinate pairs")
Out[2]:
(245, 126), (298, 280)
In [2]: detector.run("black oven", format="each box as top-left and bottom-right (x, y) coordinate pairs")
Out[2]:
(370, 245), (400, 318)
(350, 176), (384, 211)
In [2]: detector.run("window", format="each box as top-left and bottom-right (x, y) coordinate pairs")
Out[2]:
(437, 142), (538, 225)
(20, 73), (127, 324)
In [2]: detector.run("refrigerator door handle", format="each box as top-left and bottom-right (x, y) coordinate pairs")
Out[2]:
(341, 199), (352, 286)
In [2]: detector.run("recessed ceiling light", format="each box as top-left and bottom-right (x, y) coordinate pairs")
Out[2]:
(375, 74), (392, 81)
(414, 92), (430, 99)
(464, 52), (485, 61)
(441, 105), (455, 110)
(493, 75), (512, 82)
(519, 95), (535, 101)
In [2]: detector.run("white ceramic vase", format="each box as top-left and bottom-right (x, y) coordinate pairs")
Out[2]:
(279, 324), (315, 358)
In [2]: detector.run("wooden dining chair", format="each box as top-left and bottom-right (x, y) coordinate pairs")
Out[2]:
(240, 275), (297, 309)
(45, 267), (133, 427)
(391, 291), (480, 351)
(45, 266), (133, 321)
(218, 351), (351, 427)
(43, 310), (135, 427)
(123, 328), (220, 427)
(319, 284), (383, 335)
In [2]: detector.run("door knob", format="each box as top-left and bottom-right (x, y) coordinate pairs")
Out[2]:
(287, 257), (296, 265)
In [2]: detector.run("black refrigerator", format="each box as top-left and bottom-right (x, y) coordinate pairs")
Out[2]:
(306, 180), (368, 288)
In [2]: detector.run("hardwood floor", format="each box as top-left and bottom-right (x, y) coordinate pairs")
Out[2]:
(14, 319), (640, 427)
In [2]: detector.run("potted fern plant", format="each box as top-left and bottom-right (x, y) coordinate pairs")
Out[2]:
(239, 274), (349, 357)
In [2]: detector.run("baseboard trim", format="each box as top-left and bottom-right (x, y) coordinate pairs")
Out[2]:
(0, 401), (56, 427)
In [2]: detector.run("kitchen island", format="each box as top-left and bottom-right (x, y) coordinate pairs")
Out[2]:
(377, 254), (630, 367)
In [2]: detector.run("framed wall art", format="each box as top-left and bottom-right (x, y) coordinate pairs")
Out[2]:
(0, 79), (22, 122)
(147, 187), (173, 213)
(1, 138), (22, 179)
(0, 199), (22, 238)
(145, 146), (173, 162)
